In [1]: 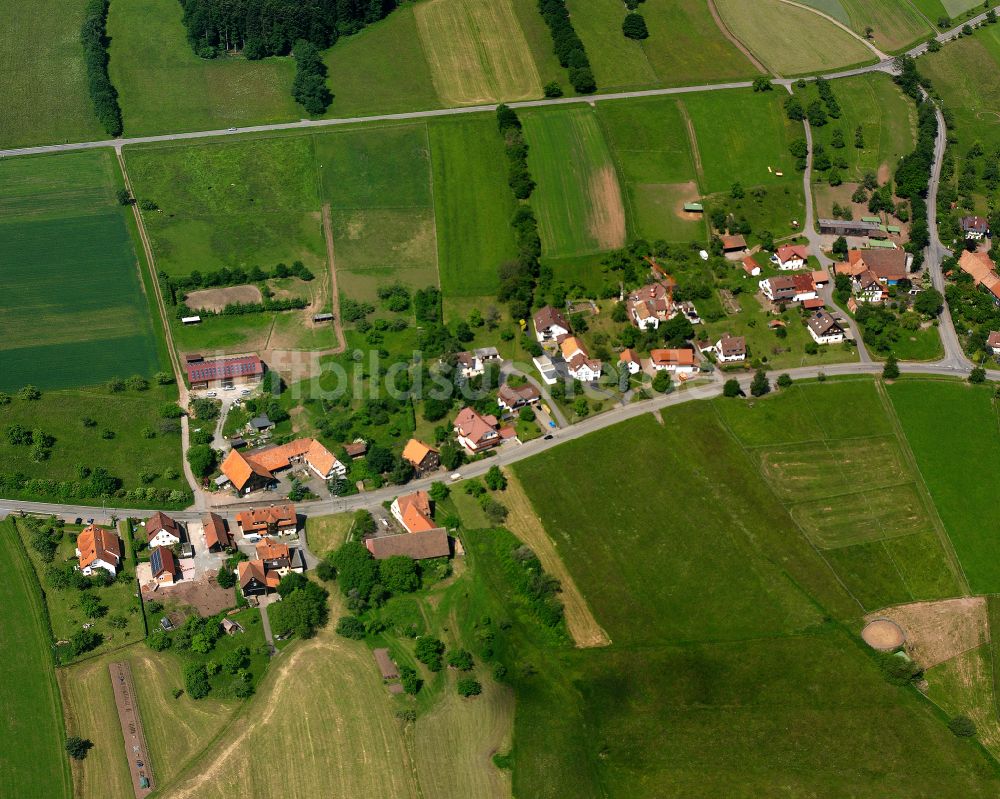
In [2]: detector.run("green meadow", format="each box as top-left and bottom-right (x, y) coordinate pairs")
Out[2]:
(0, 520), (72, 799)
(0, 151), (159, 391)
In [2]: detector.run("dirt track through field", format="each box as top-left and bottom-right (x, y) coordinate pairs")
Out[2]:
(676, 101), (705, 191)
(587, 166), (626, 251)
(503, 473), (611, 647)
(321, 203), (347, 355)
(706, 0), (770, 75)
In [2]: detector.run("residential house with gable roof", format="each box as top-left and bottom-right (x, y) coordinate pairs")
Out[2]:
(714, 334), (746, 363)
(958, 250), (1000, 304)
(236, 503), (298, 538)
(650, 348), (698, 374)
(533, 306), (571, 342)
(402, 439), (440, 474)
(454, 407), (502, 452)
(771, 244), (809, 270)
(497, 383), (541, 411)
(390, 490), (437, 533)
(76, 524), (123, 576)
(146, 511), (182, 548)
(807, 310), (846, 344)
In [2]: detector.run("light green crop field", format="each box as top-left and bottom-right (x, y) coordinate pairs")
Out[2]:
(0, 521), (72, 799)
(0, 151), (159, 391)
(800, 72), (917, 183)
(415, 0), (542, 105)
(523, 106), (626, 258)
(800, 0), (932, 52)
(317, 123), (440, 301)
(0, 0), (103, 148)
(716, 379), (961, 609)
(715, 0), (876, 75)
(323, 7), (440, 117)
(108, 0), (298, 135)
(888, 380), (1000, 594)
(429, 116), (516, 297)
(506, 396), (1000, 798)
(597, 96), (706, 241)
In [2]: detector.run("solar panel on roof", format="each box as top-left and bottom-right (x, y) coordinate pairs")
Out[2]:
(150, 548), (162, 574)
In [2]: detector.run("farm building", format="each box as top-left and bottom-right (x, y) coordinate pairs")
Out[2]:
(741, 256), (761, 277)
(365, 529), (451, 560)
(533, 305), (571, 342)
(853, 271), (887, 304)
(203, 512), (234, 551)
(846, 249), (908, 285)
(391, 490), (437, 533)
(807, 311), (845, 344)
(219, 449), (277, 495)
(683, 202), (703, 213)
(150, 547), (179, 585)
(220, 438), (345, 493)
(345, 440), (368, 459)
(312, 312), (334, 323)
(720, 234), (747, 253)
(76, 524), (123, 577)
(818, 219), (884, 237)
(145, 511), (182, 548)
(402, 439), (440, 474)
(185, 353), (265, 390)
(236, 503), (298, 537)
(958, 250), (1000, 303)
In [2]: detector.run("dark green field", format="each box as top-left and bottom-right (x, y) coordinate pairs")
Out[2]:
(0, 152), (159, 391)
(0, 521), (72, 799)
(498, 394), (1000, 796)
(888, 380), (1000, 594)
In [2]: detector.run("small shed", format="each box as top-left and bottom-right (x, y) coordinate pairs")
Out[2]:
(373, 648), (400, 680)
(683, 202), (704, 213)
(313, 313), (334, 323)
(249, 415), (273, 432)
(182, 316), (202, 325)
(220, 618), (244, 635)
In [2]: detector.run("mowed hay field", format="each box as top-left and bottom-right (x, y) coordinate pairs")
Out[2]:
(0, 0), (103, 148)
(430, 115), (516, 298)
(0, 521), (72, 799)
(798, 0), (931, 52)
(415, 0), (542, 105)
(597, 96), (706, 241)
(567, 0), (758, 91)
(715, 0), (876, 75)
(0, 151), (159, 391)
(888, 380), (1000, 594)
(523, 107), (626, 258)
(506, 405), (1000, 798)
(108, 0), (298, 135)
(317, 123), (440, 302)
(716, 379), (963, 611)
(798, 72), (917, 183)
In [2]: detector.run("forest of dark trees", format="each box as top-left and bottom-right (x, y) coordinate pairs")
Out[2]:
(178, 0), (398, 58)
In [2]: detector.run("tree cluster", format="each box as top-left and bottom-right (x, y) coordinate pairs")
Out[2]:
(164, 261), (314, 300)
(81, 0), (122, 136)
(269, 573), (330, 638)
(326, 540), (432, 616)
(178, 0), (396, 58)
(622, 13), (648, 40)
(292, 40), (333, 115)
(537, 0), (596, 93)
(495, 531), (564, 629)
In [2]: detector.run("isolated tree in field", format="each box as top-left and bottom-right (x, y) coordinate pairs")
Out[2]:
(883, 354), (900, 380)
(776, 374), (793, 389)
(335, 615), (366, 640)
(65, 736), (93, 760)
(291, 40), (332, 115)
(457, 677), (482, 697)
(784, 96), (805, 121)
(621, 13), (648, 39)
(969, 366), (987, 384)
(543, 81), (563, 98)
(752, 76), (772, 92)
(750, 369), (770, 397)
(723, 379), (742, 398)
(18, 384), (40, 401)
(116, 188), (132, 205)
(415, 636), (445, 671)
(447, 649), (474, 671)
(485, 465), (507, 491)
(948, 715), (977, 737)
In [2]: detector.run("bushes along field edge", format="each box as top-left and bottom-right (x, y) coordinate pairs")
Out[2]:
(81, 0), (123, 136)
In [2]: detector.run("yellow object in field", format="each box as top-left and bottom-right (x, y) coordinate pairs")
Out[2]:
(519, 318), (527, 330)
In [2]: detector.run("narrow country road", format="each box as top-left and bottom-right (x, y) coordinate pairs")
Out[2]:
(2, 8), (997, 159)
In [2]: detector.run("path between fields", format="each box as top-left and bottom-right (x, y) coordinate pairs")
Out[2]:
(676, 100), (705, 191)
(706, 0), (771, 76)
(776, 0), (890, 62)
(320, 203), (347, 356)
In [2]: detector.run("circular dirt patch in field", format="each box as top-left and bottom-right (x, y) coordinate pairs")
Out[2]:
(185, 284), (263, 312)
(862, 618), (905, 651)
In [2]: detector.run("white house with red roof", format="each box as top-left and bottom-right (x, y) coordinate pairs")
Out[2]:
(770, 244), (809, 270)
(454, 407), (502, 452)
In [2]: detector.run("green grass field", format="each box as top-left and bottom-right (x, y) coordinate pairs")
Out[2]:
(523, 106), (626, 258)
(429, 116), (516, 297)
(0, 520), (72, 799)
(597, 96), (706, 241)
(715, 0), (876, 75)
(502, 394), (1000, 797)
(799, 0), (932, 52)
(415, 0), (542, 105)
(799, 72), (917, 184)
(0, 0), (103, 148)
(715, 378), (961, 609)
(0, 151), (159, 391)
(888, 380), (1000, 593)
(108, 0), (298, 135)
